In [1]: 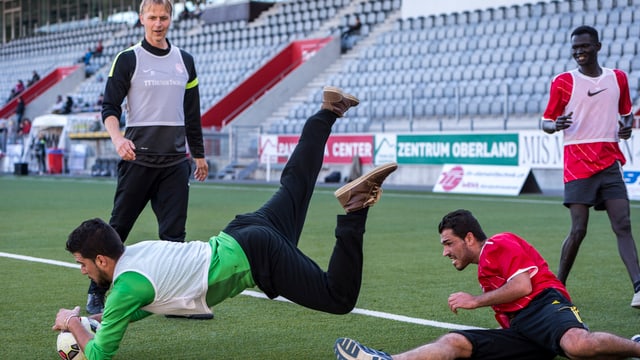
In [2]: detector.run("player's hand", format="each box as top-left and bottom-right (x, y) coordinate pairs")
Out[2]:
(113, 136), (136, 161)
(448, 292), (478, 314)
(555, 112), (573, 131)
(193, 158), (208, 182)
(619, 121), (632, 140)
(52, 306), (80, 331)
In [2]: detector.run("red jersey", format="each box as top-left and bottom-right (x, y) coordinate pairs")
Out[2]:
(542, 68), (632, 182)
(478, 232), (569, 327)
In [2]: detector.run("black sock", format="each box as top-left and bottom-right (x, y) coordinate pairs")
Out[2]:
(634, 280), (640, 293)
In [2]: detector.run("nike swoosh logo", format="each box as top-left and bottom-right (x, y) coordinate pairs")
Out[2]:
(587, 88), (607, 96)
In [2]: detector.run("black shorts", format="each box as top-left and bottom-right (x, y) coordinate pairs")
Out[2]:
(453, 289), (587, 359)
(564, 161), (628, 210)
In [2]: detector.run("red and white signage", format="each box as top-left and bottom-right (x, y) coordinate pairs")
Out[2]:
(433, 164), (532, 196)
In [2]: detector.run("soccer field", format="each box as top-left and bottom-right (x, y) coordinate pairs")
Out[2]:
(1, 175), (639, 359)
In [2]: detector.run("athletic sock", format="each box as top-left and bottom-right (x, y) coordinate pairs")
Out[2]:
(634, 280), (640, 293)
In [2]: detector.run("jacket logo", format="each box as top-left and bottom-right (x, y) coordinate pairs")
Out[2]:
(587, 88), (607, 97)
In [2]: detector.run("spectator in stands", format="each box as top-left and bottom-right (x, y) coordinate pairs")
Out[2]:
(7, 79), (26, 102)
(14, 79), (25, 95)
(94, 40), (104, 57)
(51, 95), (65, 114)
(62, 96), (74, 114)
(15, 96), (25, 128)
(341, 14), (362, 53)
(83, 47), (93, 66)
(18, 118), (31, 138)
(541, 25), (640, 308)
(27, 70), (40, 87)
(178, 6), (192, 21)
(334, 209), (640, 360)
(343, 14), (362, 38)
(91, 0), (208, 316)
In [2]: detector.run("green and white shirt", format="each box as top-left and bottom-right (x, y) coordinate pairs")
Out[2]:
(84, 232), (254, 360)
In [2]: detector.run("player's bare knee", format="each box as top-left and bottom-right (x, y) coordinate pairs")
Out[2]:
(437, 333), (473, 357)
(561, 328), (601, 358)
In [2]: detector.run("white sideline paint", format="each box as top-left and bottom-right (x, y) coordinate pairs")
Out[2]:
(0, 251), (483, 331)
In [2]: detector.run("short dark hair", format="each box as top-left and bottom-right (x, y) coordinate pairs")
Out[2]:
(438, 209), (487, 242)
(571, 25), (599, 43)
(66, 218), (124, 260)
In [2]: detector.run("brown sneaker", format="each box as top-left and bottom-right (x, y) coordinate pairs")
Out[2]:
(335, 163), (398, 213)
(321, 86), (359, 117)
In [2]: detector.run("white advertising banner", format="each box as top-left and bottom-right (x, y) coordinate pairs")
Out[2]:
(518, 130), (640, 171)
(624, 170), (640, 201)
(433, 164), (533, 196)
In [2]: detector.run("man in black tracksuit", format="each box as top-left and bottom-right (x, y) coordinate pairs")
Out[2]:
(91, 0), (208, 315)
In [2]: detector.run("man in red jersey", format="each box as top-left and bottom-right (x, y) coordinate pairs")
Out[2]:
(540, 25), (640, 308)
(334, 209), (640, 360)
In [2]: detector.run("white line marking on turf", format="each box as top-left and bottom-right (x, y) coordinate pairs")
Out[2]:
(0, 251), (482, 331)
(0, 251), (80, 269)
(240, 290), (482, 330)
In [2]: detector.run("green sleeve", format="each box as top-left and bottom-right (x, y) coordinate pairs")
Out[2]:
(84, 271), (155, 360)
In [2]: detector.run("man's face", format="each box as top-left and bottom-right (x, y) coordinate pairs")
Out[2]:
(140, 3), (171, 48)
(73, 252), (111, 288)
(571, 33), (600, 67)
(440, 228), (475, 271)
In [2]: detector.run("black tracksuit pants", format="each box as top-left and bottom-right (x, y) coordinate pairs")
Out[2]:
(224, 109), (368, 314)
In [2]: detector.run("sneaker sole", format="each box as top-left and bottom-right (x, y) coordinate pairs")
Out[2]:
(334, 163), (398, 199)
(324, 86), (360, 106)
(165, 313), (214, 320)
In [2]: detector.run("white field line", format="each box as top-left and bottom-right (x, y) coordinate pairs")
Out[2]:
(0, 251), (483, 331)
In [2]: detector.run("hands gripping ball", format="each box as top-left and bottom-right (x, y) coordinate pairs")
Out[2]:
(57, 317), (101, 360)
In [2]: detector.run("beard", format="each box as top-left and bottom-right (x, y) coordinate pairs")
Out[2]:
(93, 268), (112, 288)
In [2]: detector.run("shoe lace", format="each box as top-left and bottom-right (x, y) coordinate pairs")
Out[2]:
(363, 186), (382, 207)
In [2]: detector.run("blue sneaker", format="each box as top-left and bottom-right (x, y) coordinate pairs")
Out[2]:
(86, 293), (105, 314)
(334, 338), (392, 360)
(632, 334), (640, 342)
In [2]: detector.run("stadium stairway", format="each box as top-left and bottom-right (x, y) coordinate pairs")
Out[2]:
(0, 65), (85, 124)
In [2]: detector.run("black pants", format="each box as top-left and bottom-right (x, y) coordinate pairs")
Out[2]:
(224, 109), (368, 314)
(109, 160), (190, 242)
(89, 159), (191, 295)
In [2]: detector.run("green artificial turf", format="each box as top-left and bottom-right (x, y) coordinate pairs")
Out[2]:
(1, 175), (639, 359)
